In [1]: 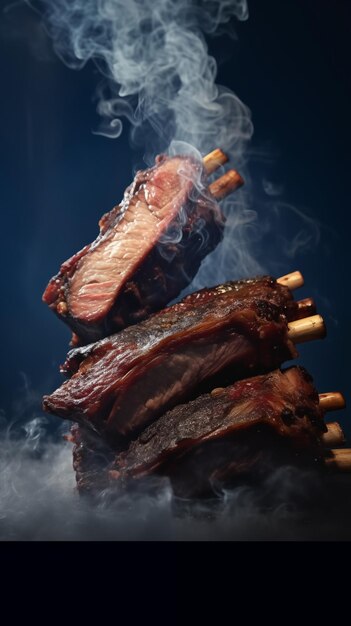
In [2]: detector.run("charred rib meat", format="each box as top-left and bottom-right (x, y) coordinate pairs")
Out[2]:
(112, 366), (326, 497)
(43, 276), (298, 439)
(71, 367), (326, 496)
(43, 154), (224, 345)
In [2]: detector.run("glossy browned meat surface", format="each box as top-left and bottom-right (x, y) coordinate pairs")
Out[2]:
(112, 367), (326, 480)
(43, 154), (224, 344)
(71, 367), (326, 497)
(43, 276), (297, 438)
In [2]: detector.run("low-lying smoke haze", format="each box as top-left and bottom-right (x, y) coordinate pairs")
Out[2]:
(2, 409), (349, 541)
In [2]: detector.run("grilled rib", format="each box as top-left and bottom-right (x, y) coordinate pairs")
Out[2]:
(43, 276), (299, 439)
(43, 154), (225, 345)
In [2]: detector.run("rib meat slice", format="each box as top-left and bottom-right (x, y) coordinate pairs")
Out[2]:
(43, 276), (298, 439)
(71, 367), (326, 496)
(42, 154), (225, 345)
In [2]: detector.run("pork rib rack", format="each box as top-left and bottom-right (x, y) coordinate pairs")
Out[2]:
(111, 366), (327, 496)
(42, 154), (227, 345)
(70, 367), (327, 497)
(42, 275), (318, 441)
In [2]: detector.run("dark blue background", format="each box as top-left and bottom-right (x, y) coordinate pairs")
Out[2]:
(0, 0), (349, 436)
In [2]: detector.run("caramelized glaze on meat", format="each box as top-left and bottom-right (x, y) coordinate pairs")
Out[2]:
(43, 276), (297, 439)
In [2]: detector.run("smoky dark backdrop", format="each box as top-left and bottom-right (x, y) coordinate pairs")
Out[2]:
(0, 0), (350, 436)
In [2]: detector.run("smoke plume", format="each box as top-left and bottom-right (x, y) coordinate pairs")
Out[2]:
(25, 0), (320, 286)
(35, 0), (250, 155)
(26, 0), (264, 287)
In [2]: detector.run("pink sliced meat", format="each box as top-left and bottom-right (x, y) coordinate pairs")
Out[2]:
(43, 154), (224, 344)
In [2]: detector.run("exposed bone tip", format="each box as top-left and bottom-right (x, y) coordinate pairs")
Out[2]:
(325, 448), (351, 472)
(288, 314), (326, 344)
(296, 298), (317, 319)
(319, 392), (346, 412)
(209, 169), (244, 200)
(203, 148), (229, 174)
(277, 271), (304, 290)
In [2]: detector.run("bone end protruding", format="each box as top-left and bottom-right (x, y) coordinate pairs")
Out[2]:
(203, 149), (229, 175)
(325, 448), (351, 472)
(296, 298), (317, 319)
(277, 271), (304, 291)
(322, 422), (346, 447)
(319, 392), (346, 412)
(288, 314), (326, 344)
(209, 169), (244, 200)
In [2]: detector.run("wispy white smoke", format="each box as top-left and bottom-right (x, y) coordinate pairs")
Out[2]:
(34, 0), (251, 158)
